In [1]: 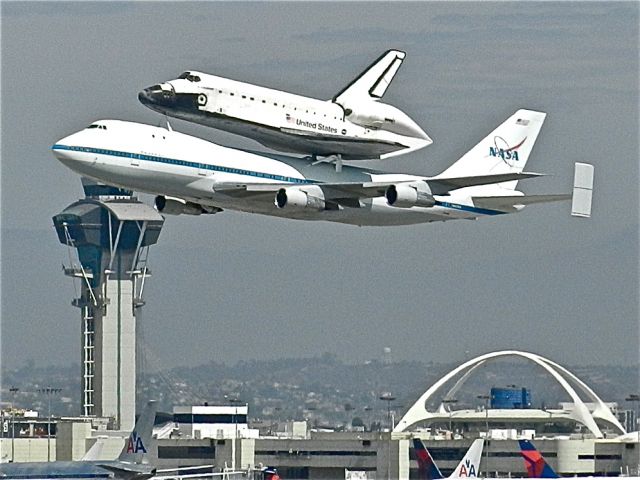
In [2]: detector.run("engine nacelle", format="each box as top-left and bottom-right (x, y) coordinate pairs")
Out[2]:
(154, 195), (220, 215)
(274, 186), (325, 211)
(385, 183), (435, 208)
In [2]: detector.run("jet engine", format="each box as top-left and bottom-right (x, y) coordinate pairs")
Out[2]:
(385, 182), (435, 208)
(274, 186), (325, 211)
(154, 195), (221, 215)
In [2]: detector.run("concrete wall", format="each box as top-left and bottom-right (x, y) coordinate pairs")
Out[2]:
(56, 421), (92, 460)
(95, 279), (136, 431)
(0, 438), (55, 462)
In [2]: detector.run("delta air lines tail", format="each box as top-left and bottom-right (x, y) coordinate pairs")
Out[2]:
(518, 439), (559, 478)
(413, 438), (484, 480)
(413, 438), (444, 480)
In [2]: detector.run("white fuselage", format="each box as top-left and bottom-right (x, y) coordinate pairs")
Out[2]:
(138, 72), (431, 160)
(52, 121), (501, 227)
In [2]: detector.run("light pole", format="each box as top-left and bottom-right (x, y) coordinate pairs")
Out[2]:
(9, 387), (18, 462)
(477, 394), (490, 478)
(226, 395), (242, 471)
(442, 398), (458, 436)
(379, 392), (396, 480)
(626, 394), (640, 474)
(379, 392), (396, 430)
(39, 387), (61, 462)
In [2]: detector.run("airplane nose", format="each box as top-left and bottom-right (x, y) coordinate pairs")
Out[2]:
(138, 84), (175, 111)
(52, 132), (84, 169)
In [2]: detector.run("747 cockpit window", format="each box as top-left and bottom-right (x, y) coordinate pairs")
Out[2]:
(178, 71), (201, 82)
(87, 124), (107, 130)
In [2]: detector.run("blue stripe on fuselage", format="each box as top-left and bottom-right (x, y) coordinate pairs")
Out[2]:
(51, 144), (317, 185)
(52, 144), (506, 217)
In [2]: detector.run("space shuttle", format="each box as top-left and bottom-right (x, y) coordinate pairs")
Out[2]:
(138, 50), (432, 161)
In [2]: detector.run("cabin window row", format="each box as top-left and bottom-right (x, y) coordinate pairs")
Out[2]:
(209, 89), (340, 120)
(72, 146), (310, 184)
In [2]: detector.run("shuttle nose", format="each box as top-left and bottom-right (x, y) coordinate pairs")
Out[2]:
(138, 83), (175, 112)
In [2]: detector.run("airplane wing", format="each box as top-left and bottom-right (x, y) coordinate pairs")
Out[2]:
(212, 172), (545, 203)
(98, 464), (156, 480)
(472, 194), (571, 212)
(427, 172), (545, 194)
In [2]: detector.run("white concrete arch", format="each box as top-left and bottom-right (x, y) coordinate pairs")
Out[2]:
(393, 350), (624, 438)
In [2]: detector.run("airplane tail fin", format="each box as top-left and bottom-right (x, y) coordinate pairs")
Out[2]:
(82, 437), (108, 461)
(413, 438), (444, 480)
(450, 438), (483, 478)
(117, 400), (157, 464)
(440, 110), (546, 192)
(333, 50), (406, 103)
(518, 439), (559, 478)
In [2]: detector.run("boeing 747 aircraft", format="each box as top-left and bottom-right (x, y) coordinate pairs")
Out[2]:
(0, 401), (156, 480)
(138, 50), (432, 161)
(52, 109), (593, 227)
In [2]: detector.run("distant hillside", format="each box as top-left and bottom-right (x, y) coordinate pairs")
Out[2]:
(2, 355), (638, 428)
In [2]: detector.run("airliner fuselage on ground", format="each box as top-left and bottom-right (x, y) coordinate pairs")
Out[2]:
(0, 402), (156, 480)
(52, 110), (593, 227)
(138, 50), (431, 160)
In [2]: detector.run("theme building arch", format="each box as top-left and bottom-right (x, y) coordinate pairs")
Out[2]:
(394, 350), (625, 438)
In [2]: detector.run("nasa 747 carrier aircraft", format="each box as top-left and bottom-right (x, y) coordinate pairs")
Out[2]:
(52, 109), (594, 227)
(138, 50), (432, 161)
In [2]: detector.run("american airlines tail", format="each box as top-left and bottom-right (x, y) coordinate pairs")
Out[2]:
(117, 400), (157, 464)
(450, 439), (484, 478)
(413, 438), (483, 480)
(439, 109), (547, 194)
(518, 439), (559, 478)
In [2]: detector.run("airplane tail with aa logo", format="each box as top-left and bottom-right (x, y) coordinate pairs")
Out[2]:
(117, 400), (157, 464)
(450, 439), (484, 478)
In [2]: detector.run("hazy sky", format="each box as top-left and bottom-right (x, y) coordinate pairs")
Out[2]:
(1, 2), (638, 372)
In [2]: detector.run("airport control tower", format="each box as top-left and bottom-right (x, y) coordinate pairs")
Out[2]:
(53, 181), (164, 430)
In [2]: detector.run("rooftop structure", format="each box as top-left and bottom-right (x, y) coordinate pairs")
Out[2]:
(394, 350), (626, 438)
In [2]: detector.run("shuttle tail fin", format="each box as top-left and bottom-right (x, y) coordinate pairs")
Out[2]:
(439, 110), (546, 192)
(333, 50), (406, 103)
(518, 439), (559, 478)
(413, 438), (444, 480)
(450, 439), (483, 478)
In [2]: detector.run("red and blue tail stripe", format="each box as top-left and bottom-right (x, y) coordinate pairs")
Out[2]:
(519, 440), (559, 478)
(413, 438), (444, 480)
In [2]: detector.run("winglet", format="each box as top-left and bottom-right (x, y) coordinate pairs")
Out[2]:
(571, 162), (594, 218)
(518, 439), (559, 478)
